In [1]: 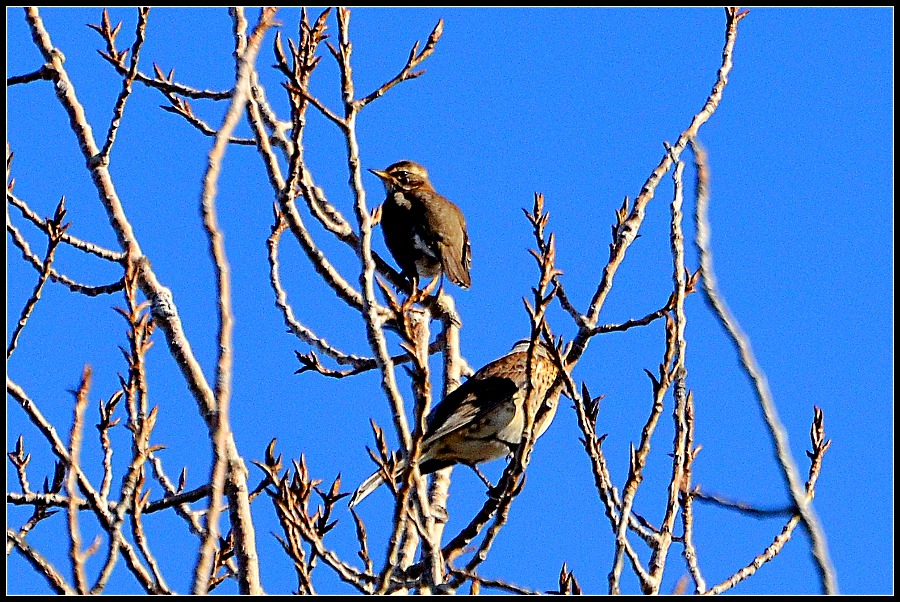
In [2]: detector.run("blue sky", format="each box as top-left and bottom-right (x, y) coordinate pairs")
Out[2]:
(6, 7), (892, 595)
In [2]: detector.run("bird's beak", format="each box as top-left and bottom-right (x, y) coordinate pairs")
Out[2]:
(368, 168), (390, 181)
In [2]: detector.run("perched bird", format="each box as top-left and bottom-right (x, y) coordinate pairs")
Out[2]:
(369, 160), (471, 290)
(349, 339), (561, 507)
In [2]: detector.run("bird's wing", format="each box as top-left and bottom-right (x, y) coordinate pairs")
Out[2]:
(348, 467), (388, 508)
(423, 375), (519, 446)
(427, 200), (471, 288)
(461, 228), (471, 273)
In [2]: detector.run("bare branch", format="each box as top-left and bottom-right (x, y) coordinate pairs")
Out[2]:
(565, 6), (748, 370)
(8, 190), (126, 262)
(7, 65), (54, 86)
(284, 82), (345, 127)
(7, 197), (70, 360)
(267, 204), (393, 372)
(589, 293), (678, 335)
(191, 7), (277, 596)
(7, 528), (76, 595)
(448, 567), (540, 595)
(159, 96), (257, 145)
(357, 19), (444, 108)
(67, 366), (94, 594)
(680, 393), (706, 593)
(330, 8), (414, 476)
(6, 217), (125, 296)
(645, 145), (691, 594)
(705, 407), (832, 595)
(88, 8), (231, 101)
(98, 7), (151, 161)
(691, 134), (837, 594)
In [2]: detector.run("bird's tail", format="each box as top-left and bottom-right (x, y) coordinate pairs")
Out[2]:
(348, 468), (388, 508)
(438, 242), (471, 289)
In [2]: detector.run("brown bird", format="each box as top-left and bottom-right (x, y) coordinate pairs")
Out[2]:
(349, 339), (561, 507)
(369, 161), (471, 290)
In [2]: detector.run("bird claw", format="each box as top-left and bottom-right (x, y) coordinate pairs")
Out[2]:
(370, 203), (383, 225)
(400, 291), (419, 314)
(402, 276), (440, 312)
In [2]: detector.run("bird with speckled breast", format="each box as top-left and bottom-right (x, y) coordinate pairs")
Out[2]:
(349, 339), (561, 507)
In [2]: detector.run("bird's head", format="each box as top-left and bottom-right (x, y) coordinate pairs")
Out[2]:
(369, 160), (431, 192)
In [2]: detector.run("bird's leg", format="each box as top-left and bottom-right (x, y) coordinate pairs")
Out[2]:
(404, 275), (440, 310)
(400, 275), (421, 314)
(466, 463), (496, 490)
(420, 275), (441, 301)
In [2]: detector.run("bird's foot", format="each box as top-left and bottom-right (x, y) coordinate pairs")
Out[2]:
(370, 203), (383, 225)
(402, 276), (440, 311)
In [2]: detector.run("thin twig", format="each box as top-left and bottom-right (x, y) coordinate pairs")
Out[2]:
(284, 83), (345, 126)
(355, 19), (443, 109)
(267, 206), (406, 371)
(448, 567), (540, 595)
(67, 366), (94, 594)
(554, 279), (587, 327)
(609, 354), (673, 593)
(8, 435), (33, 494)
(7, 189), (125, 261)
(452, 194), (561, 584)
(692, 488), (794, 517)
(704, 408), (832, 594)
(7, 505), (59, 555)
(680, 393), (706, 592)
(130, 477), (168, 590)
(97, 391), (122, 501)
(8, 484), (212, 515)
(159, 93), (257, 145)
(98, 7), (150, 161)
(7, 529), (76, 594)
(7, 198), (69, 360)
(549, 355), (654, 583)
(589, 294), (676, 335)
(565, 7), (748, 370)
(6, 216), (125, 296)
(89, 8), (231, 101)
(7, 65), (53, 86)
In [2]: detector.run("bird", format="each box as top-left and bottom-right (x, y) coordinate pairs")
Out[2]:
(349, 339), (561, 507)
(369, 160), (471, 291)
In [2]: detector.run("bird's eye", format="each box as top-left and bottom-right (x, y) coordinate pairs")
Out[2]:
(396, 171), (410, 184)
